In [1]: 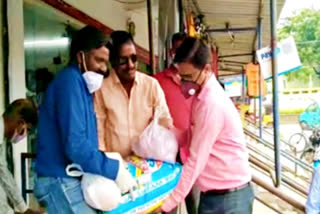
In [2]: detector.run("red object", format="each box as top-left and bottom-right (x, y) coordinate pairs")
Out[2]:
(154, 66), (193, 162)
(211, 45), (218, 77)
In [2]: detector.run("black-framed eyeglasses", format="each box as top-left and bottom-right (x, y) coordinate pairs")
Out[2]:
(118, 54), (137, 66)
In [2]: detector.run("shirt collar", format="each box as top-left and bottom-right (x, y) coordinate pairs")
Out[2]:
(110, 69), (140, 85)
(164, 66), (180, 85)
(197, 75), (216, 100)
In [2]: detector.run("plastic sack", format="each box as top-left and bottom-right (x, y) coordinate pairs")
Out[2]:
(105, 156), (182, 214)
(133, 107), (178, 163)
(66, 164), (122, 211)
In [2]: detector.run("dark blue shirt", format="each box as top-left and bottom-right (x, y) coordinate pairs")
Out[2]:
(35, 65), (119, 179)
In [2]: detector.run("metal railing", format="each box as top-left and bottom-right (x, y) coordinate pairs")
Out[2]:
(244, 128), (313, 173)
(21, 153), (36, 201)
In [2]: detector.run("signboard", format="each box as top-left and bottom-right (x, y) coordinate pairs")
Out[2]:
(219, 75), (243, 97)
(256, 37), (302, 80)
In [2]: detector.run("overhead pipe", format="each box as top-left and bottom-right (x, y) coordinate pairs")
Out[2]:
(219, 53), (253, 58)
(218, 72), (243, 77)
(270, 0), (281, 187)
(147, 0), (155, 74)
(207, 27), (257, 33)
(218, 60), (248, 65)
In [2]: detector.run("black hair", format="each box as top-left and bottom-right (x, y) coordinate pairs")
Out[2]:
(3, 99), (38, 128)
(173, 37), (211, 70)
(69, 25), (109, 63)
(108, 30), (134, 67)
(35, 68), (54, 92)
(171, 32), (186, 47)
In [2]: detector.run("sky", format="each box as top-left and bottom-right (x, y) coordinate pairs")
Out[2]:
(278, 0), (320, 27)
(279, 0), (320, 19)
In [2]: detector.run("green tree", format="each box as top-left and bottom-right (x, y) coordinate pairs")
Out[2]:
(278, 9), (320, 86)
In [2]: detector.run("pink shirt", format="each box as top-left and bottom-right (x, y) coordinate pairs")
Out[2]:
(162, 75), (252, 212)
(154, 66), (193, 162)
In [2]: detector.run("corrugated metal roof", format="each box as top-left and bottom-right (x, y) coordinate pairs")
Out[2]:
(184, 0), (285, 75)
(119, 0), (285, 75)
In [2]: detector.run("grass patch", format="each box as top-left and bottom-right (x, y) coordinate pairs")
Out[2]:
(280, 108), (304, 114)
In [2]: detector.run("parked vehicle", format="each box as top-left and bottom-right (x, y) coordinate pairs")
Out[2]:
(299, 102), (320, 130)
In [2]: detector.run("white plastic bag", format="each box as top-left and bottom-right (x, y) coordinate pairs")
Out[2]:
(132, 107), (178, 163)
(65, 164), (121, 211)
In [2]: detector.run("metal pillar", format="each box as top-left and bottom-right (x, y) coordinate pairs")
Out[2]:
(178, 0), (183, 32)
(147, 0), (155, 74)
(270, 0), (281, 187)
(258, 18), (263, 138)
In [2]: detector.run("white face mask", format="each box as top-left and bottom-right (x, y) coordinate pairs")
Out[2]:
(82, 72), (104, 93)
(81, 52), (104, 93)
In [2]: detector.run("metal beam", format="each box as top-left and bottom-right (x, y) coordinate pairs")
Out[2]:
(218, 72), (243, 77)
(252, 0), (264, 51)
(218, 60), (248, 65)
(219, 53), (253, 58)
(258, 18), (263, 139)
(219, 67), (244, 73)
(207, 27), (257, 33)
(270, 0), (281, 187)
(178, 0), (184, 32)
(147, 0), (155, 74)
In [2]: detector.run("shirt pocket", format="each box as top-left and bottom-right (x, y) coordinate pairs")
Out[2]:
(137, 104), (154, 131)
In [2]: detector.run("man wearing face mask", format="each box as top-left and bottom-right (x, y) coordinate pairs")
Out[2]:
(34, 26), (136, 213)
(94, 31), (172, 158)
(0, 99), (42, 214)
(157, 37), (253, 214)
(154, 33), (199, 214)
(153, 32), (192, 163)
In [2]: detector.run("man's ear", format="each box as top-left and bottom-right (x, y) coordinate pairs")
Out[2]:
(16, 120), (26, 135)
(76, 52), (83, 66)
(203, 64), (212, 74)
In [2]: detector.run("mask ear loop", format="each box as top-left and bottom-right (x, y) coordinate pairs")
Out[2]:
(195, 66), (206, 84)
(81, 52), (88, 72)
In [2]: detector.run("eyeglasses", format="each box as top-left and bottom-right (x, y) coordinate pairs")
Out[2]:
(118, 54), (137, 66)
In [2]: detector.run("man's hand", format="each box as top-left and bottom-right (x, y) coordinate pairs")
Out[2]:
(151, 207), (163, 213)
(105, 152), (137, 194)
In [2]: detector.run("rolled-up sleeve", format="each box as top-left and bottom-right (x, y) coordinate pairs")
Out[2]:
(152, 81), (173, 128)
(94, 89), (108, 151)
(162, 99), (224, 212)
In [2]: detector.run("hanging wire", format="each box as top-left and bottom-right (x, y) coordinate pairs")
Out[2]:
(113, 0), (145, 4)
